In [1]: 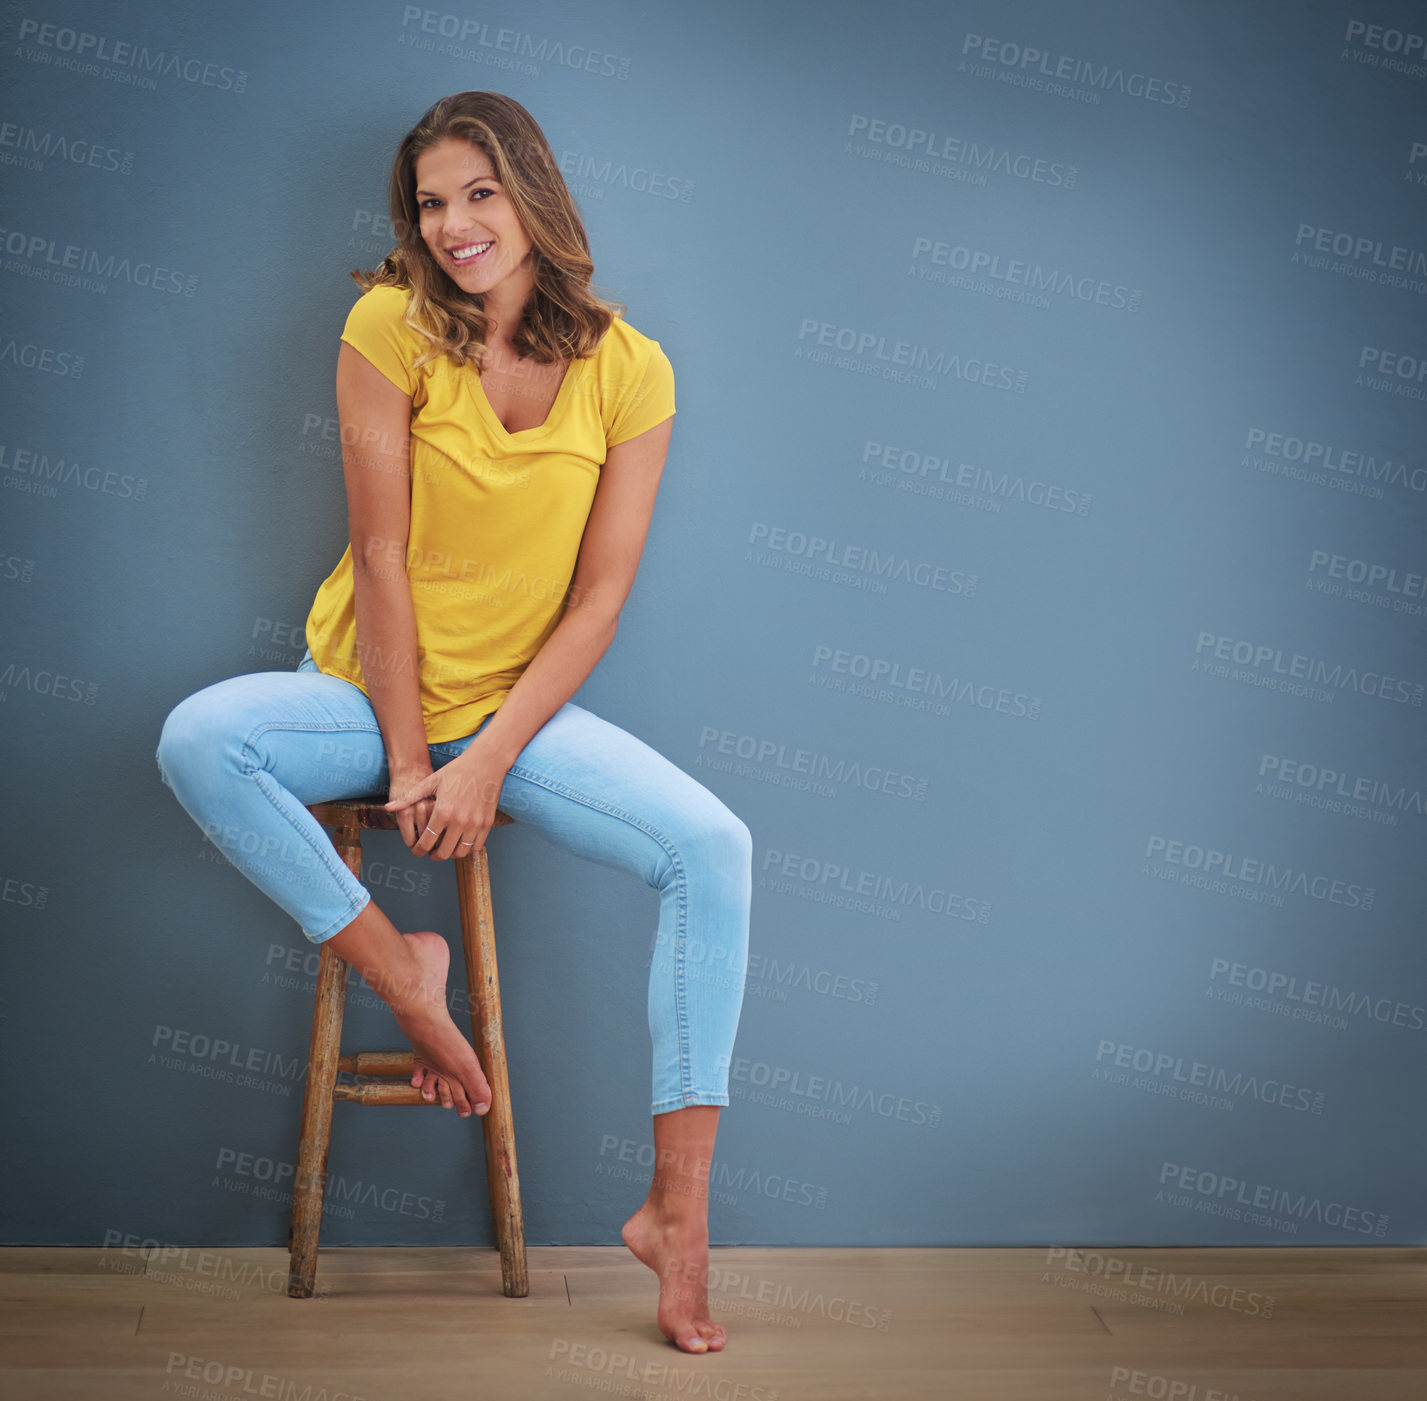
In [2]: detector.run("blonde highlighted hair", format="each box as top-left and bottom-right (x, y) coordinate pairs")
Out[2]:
(350, 90), (624, 374)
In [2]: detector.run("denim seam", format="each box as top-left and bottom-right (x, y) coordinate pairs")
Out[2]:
(239, 720), (385, 927)
(247, 768), (368, 915)
(310, 887), (373, 943)
(506, 761), (695, 1105)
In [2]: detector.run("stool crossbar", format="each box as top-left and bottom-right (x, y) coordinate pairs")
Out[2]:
(286, 798), (528, 1299)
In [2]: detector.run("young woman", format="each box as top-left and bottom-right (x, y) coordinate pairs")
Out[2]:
(155, 91), (751, 1354)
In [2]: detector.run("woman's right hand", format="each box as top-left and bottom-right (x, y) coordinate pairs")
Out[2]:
(386, 762), (437, 853)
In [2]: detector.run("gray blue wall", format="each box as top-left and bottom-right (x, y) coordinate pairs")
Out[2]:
(4, 0), (1425, 1248)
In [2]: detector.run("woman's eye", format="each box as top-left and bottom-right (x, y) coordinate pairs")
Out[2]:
(420, 190), (491, 210)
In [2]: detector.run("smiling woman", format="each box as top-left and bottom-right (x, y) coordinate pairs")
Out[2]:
(154, 90), (751, 1356)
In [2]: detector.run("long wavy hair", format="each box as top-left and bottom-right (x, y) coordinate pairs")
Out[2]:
(350, 91), (623, 375)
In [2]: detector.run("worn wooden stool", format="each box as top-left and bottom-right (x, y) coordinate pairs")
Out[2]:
(286, 798), (527, 1299)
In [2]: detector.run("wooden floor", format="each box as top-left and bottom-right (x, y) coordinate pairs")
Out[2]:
(2, 1245), (1425, 1399)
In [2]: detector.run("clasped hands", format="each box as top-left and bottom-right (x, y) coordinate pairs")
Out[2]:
(384, 736), (510, 861)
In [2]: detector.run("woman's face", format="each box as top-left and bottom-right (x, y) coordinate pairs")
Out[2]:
(414, 135), (534, 298)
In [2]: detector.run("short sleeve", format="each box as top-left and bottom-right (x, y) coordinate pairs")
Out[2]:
(606, 341), (676, 447)
(339, 285), (424, 396)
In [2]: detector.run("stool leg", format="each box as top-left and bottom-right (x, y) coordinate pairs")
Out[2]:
(287, 826), (358, 1298)
(456, 844), (529, 1298)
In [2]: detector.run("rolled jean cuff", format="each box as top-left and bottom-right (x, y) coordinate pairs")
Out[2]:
(309, 887), (372, 944)
(652, 1092), (730, 1114)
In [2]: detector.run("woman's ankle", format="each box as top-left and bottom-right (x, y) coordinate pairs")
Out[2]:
(325, 921), (426, 1013)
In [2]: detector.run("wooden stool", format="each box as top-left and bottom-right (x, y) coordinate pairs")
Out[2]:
(286, 799), (527, 1299)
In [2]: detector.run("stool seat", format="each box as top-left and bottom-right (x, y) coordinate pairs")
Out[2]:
(287, 797), (527, 1299)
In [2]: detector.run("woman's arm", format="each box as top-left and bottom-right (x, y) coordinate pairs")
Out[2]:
(481, 413), (675, 763)
(391, 412), (675, 858)
(335, 341), (435, 843)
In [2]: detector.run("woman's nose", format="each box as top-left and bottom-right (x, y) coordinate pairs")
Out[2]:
(444, 210), (479, 239)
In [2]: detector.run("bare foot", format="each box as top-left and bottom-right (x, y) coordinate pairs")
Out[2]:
(391, 931), (491, 1118)
(622, 1200), (727, 1353)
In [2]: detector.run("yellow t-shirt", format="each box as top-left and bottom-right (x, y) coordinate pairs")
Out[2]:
(303, 283), (676, 743)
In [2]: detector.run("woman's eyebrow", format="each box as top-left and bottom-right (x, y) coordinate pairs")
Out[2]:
(415, 174), (497, 197)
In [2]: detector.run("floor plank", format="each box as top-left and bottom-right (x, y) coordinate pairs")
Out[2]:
(0, 1246), (1424, 1400)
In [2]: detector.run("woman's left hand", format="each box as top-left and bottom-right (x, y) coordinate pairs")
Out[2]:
(384, 738), (511, 860)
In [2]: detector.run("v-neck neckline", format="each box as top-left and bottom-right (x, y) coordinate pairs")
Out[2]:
(469, 357), (578, 441)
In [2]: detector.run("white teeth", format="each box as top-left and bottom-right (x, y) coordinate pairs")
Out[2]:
(450, 241), (492, 261)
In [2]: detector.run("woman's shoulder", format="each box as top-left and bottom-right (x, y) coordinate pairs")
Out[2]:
(589, 312), (676, 446)
(364, 281), (413, 307)
(339, 282), (426, 394)
(587, 313), (673, 391)
(344, 280), (416, 329)
(595, 310), (666, 362)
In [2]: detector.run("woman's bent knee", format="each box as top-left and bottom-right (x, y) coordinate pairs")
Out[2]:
(155, 683), (248, 792)
(682, 798), (753, 876)
(724, 810), (754, 871)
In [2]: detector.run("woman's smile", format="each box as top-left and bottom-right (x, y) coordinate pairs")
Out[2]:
(446, 239), (494, 267)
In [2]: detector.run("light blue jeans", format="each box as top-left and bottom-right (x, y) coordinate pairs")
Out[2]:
(154, 649), (752, 1113)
